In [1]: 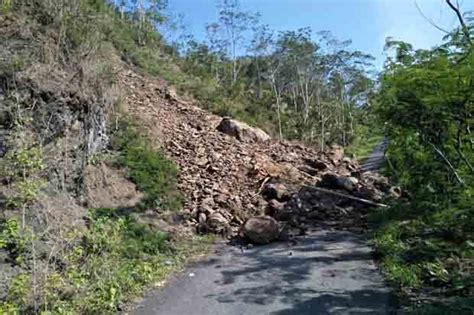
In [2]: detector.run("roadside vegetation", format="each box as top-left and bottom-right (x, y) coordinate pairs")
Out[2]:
(1, 208), (212, 314)
(371, 7), (473, 312)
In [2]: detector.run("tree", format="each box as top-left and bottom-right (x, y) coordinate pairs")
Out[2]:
(249, 24), (274, 99)
(207, 0), (258, 87)
(377, 0), (473, 191)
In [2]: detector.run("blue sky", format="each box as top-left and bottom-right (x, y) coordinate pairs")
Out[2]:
(165, 0), (473, 68)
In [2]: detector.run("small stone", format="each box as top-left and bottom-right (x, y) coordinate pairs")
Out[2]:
(389, 186), (402, 198)
(198, 212), (207, 224)
(265, 199), (285, 217)
(207, 212), (229, 232)
(338, 176), (359, 191)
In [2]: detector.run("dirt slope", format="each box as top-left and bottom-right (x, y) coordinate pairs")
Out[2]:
(117, 68), (384, 237)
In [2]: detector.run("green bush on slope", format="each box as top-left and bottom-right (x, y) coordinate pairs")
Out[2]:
(110, 118), (183, 210)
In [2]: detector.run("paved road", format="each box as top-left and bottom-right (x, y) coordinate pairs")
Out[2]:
(129, 229), (395, 315)
(361, 139), (388, 173)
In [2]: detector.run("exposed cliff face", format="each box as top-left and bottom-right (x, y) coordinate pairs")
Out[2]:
(0, 12), (134, 299)
(0, 8), (128, 206)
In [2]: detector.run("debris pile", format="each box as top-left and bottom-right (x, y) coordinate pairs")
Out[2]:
(119, 70), (398, 241)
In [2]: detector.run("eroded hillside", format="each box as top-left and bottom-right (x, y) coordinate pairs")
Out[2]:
(118, 67), (396, 239)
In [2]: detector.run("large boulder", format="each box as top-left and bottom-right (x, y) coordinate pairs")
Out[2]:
(242, 216), (280, 244)
(265, 199), (285, 217)
(217, 117), (270, 143)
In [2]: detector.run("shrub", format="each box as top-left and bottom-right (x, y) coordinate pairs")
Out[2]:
(111, 118), (183, 210)
(0, 210), (213, 313)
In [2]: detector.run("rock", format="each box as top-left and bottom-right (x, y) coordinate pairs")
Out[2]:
(303, 158), (329, 170)
(217, 117), (270, 143)
(319, 173), (340, 189)
(275, 209), (293, 222)
(328, 145), (344, 164)
(207, 212), (229, 232)
(265, 199), (285, 217)
(357, 186), (384, 202)
(389, 186), (402, 199)
(242, 216), (280, 244)
(298, 165), (319, 176)
(261, 182), (290, 201)
(131, 211), (174, 232)
(198, 212), (207, 224)
(213, 193), (228, 206)
(319, 174), (358, 191)
(338, 176), (359, 191)
(362, 172), (390, 191)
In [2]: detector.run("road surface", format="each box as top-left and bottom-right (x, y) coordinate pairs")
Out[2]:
(361, 139), (388, 172)
(129, 229), (395, 315)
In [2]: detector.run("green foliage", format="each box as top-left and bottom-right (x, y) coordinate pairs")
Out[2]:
(8, 274), (30, 307)
(407, 297), (474, 315)
(63, 209), (171, 313)
(0, 146), (45, 242)
(372, 200), (474, 312)
(0, 219), (27, 262)
(345, 108), (384, 160)
(0, 301), (19, 315)
(1, 147), (44, 179)
(1, 0), (11, 13)
(111, 118), (182, 210)
(0, 210), (213, 313)
(373, 20), (473, 311)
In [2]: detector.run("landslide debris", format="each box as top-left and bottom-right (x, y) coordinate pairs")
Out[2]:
(118, 69), (397, 241)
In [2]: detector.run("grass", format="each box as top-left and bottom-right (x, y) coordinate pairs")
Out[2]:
(371, 195), (474, 314)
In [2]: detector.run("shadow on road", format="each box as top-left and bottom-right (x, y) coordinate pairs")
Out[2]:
(131, 230), (396, 314)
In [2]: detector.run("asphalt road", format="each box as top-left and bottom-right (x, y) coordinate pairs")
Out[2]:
(129, 229), (395, 315)
(360, 139), (389, 173)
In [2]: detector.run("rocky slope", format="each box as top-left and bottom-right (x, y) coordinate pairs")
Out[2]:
(118, 68), (397, 242)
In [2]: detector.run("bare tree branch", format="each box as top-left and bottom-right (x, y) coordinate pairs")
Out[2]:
(445, 0), (473, 45)
(422, 137), (465, 186)
(414, 0), (450, 34)
(303, 185), (389, 208)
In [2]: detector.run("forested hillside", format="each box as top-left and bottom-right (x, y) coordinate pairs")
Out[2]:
(109, 0), (380, 154)
(0, 0), (472, 314)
